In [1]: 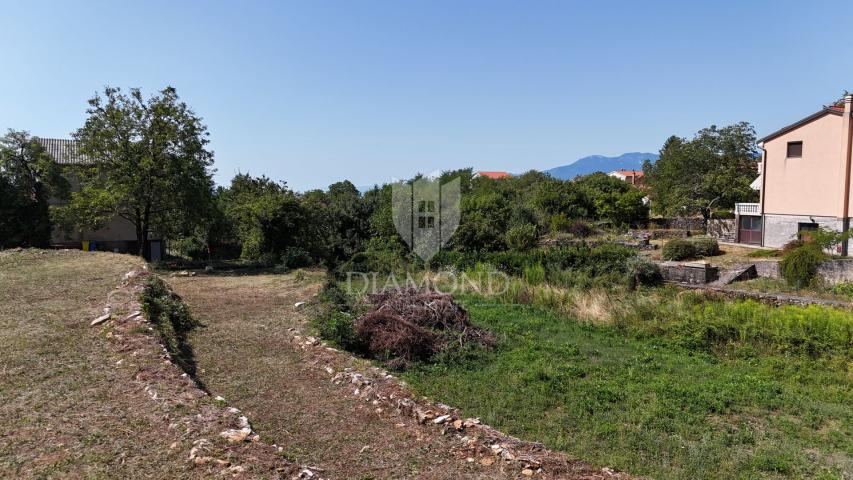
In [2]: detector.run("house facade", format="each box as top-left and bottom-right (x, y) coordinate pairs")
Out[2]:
(736, 94), (853, 254)
(607, 169), (644, 186)
(38, 138), (166, 261)
(473, 171), (511, 179)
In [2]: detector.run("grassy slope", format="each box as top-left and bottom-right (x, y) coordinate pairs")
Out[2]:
(404, 296), (852, 480)
(0, 250), (200, 478)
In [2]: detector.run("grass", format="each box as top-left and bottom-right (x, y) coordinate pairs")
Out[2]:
(736, 277), (853, 302)
(0, 250), (199, 478)
(403, 296), (853, 479)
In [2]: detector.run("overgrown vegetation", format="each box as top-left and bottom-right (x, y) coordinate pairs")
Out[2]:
(0, 130), (69, 248)
(661, 236), (720, 261)
(779, 227), (851, 288)
(404, 296), (852, 479)
(140, 276), (200, 377)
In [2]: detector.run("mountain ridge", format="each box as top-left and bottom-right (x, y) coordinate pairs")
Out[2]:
(543, 152), (659, 180)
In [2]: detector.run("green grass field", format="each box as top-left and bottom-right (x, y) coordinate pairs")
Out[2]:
(403, 296), (853, 479)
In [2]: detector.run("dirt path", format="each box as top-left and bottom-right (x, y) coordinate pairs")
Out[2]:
(0, 251), (302, 479)
(168, 271), (512, 479)
(169, 271), (628, 480)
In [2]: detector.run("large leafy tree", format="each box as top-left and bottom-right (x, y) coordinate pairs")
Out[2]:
(575, 172), (648, 226)
(645, 122), (759, 220)
(0, 130), (69, 248)
(61, 87), (215, 257)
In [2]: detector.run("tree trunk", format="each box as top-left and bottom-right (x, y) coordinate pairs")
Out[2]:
(134, 208), (145, 258)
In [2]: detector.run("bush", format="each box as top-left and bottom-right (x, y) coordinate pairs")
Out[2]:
(690, 236), (720, 257)
(627, 257), (663, 289)
(140, 276), (199, 375)
(281, 247), (313, 269)
(549, 213), (572, 234)
(781, 239), (804, 254)
(505, 224), (539, 251)
(568, 219), (594, 238)
(780, 245), (825, 288)
(662, 238), (697, 261)
(316, 311), (359, 350)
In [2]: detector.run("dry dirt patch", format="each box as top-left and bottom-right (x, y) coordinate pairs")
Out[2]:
(0, 250), (299, 479)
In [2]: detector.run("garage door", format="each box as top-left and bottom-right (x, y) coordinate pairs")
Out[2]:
(738, 216), (762, 245)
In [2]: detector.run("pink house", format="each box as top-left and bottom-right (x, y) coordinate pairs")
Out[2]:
(740, 94), (853, 253)
(607, 169), (645, 186)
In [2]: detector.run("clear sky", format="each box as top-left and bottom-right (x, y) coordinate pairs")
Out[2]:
(3, 1), (853, 191)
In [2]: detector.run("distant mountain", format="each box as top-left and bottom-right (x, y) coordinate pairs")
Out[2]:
(544, 152), (659, 180)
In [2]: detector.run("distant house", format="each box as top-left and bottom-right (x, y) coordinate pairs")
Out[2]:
(473, 171), (511, 180)
(37, 138), (166, 261)
(607, 169), (645, 186)
(731, 94), (853, 253)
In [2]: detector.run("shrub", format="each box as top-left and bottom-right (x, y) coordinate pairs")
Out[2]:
(689, 236), (720, 257)
(568, 219), (594, 238)
(504, 224), (539, 251)
(549, 213), (572, 234)
(316, 311), (359, 350)
(627, 257), (663, 289)
(780, 245), (824, 288)
(781, 239), (804, 254)
(662, 238), (696, 261)
(140, 276), (199, 375)
(281, 247), (313, 269)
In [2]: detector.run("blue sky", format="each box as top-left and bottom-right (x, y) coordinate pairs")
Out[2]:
(3, 1), (853, 191)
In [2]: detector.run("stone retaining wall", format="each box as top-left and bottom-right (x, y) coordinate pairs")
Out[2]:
(647, 217), (706, 231)
(660, 261), (718, 284)
(707, 219), (736, 243)
(817, 259), (853, 285)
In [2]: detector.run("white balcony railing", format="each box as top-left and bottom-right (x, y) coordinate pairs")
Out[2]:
(735, 202), (760, 215)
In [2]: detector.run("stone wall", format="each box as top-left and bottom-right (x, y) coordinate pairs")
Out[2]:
(763, 214), (840, 248)
(647, 217), (706, 231)
(745, 259), (853, 285)
(816, 260), (853, 285)
(707, 219), (736, 243)
(660, 261), (718, 284)
(753, 260), (781, 279)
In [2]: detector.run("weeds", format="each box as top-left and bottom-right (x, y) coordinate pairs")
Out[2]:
(140, 276), (201, 378)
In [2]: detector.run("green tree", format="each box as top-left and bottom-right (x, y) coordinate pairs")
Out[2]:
(576, 172), (648, 226)
(0, 130), (69, 247)
(60, 87), (215, 257)
(645, 122), (759, 221)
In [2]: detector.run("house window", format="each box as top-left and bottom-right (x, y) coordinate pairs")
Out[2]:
(797, 222), (818, 241)
(787, 141), (803, 158)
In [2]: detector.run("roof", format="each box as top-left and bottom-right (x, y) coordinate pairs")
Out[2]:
(35, 138), (92, 165)
(758, 107), (847, 144)
(611, 169), (644, 177)
(475, 171), (511, 179)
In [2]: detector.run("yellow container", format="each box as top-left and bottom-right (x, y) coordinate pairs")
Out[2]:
(82, 241), (90, 252)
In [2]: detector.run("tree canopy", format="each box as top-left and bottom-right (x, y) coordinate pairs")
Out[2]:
(0, 130), (69, 248)
(58, 87), (215, 257)
(644, 122), (759, 219)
